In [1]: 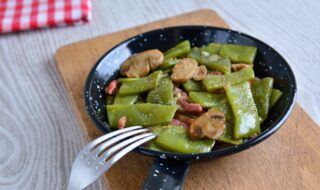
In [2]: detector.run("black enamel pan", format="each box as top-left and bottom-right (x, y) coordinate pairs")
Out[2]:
(84, 26), (297, 190)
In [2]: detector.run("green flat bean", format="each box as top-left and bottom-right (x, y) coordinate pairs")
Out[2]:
(211, 99), (234, 124)
(107, 103), (177, 128)
(155, 125), (215, 153)
(147, 126), (168, 151)
(159, 58), (180, 70)
(117, 78), (140, 83)
(188, 92), (225, 108)
(206, 43), (222, 54)
(106, 95), (114, 105)
(147, 78), (174, 105)
(202, 67), (255, 91)
(182, 80), (206, 92)
(218, 122), (243, 145)
(164, 40), (191, 59)
(188, 47), (231, 74)
(148, 143), (166, 151)
(270, 89), (283, 108)
(118, 71), (162, 95)
(188, 92), (234, 123)
(113, 94), (138, 105)
(219, 44), (257, 64)
(251, 77), (274, 122)
(225, 82), (260, 139)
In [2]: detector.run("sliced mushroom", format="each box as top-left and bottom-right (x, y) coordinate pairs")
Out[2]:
(188, 109), (225, 140)
(193, 65), (208, 81)
(171, 58), (198, 83)
(145, 49), (164, 70)
(231, 63), (252, 72)
(120, 49), (164, 78)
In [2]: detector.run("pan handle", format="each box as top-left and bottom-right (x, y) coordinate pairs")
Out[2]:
(141, 157), (190, 190)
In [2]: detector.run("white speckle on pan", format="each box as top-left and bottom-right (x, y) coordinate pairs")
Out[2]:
(144, 38), (148, 42)
(269, 66), (273, 70)
(179, 35), (184, 39)
(139, 43), (143, 46)
(139, 34), (143, 37)
(172, 171), (175, 174)
(153, 174), (157, 177)
(160, 154), (166, 159)
(166, 167), (169, 170)
(196, 156), (199, 160)
(159, 163), (163, 166)
(159, 34), (164, 38)
(163, 179), (167, 182)
(155, 170), (159, 173)
(263, 51), (267, 55)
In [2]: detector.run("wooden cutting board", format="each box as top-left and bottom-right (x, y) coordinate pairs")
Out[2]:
(55, 9), (320, 190)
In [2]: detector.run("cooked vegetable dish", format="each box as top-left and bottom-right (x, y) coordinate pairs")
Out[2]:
(104, 40), (283, 154)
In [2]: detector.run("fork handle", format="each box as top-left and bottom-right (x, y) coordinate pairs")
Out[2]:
(141, 158), (190, 190)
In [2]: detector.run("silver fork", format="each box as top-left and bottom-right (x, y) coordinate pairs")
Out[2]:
(67, 126), (156, 190)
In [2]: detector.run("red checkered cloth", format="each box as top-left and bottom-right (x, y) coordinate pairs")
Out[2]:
(0, 0), (92, 33)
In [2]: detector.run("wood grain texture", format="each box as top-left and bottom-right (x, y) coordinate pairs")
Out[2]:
(0, 0), (320, 189)
(55, 9), (320, 190)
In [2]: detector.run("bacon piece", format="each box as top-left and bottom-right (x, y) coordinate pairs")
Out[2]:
(173, 87), (188, 100)
(171, 119), (189, 128)
(174, 88), (203, 113)
(118, 116), (126, 129)
(105, 80), (120, 95)
(177, 98), (203, 113)
(174, 113), (195, 125)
